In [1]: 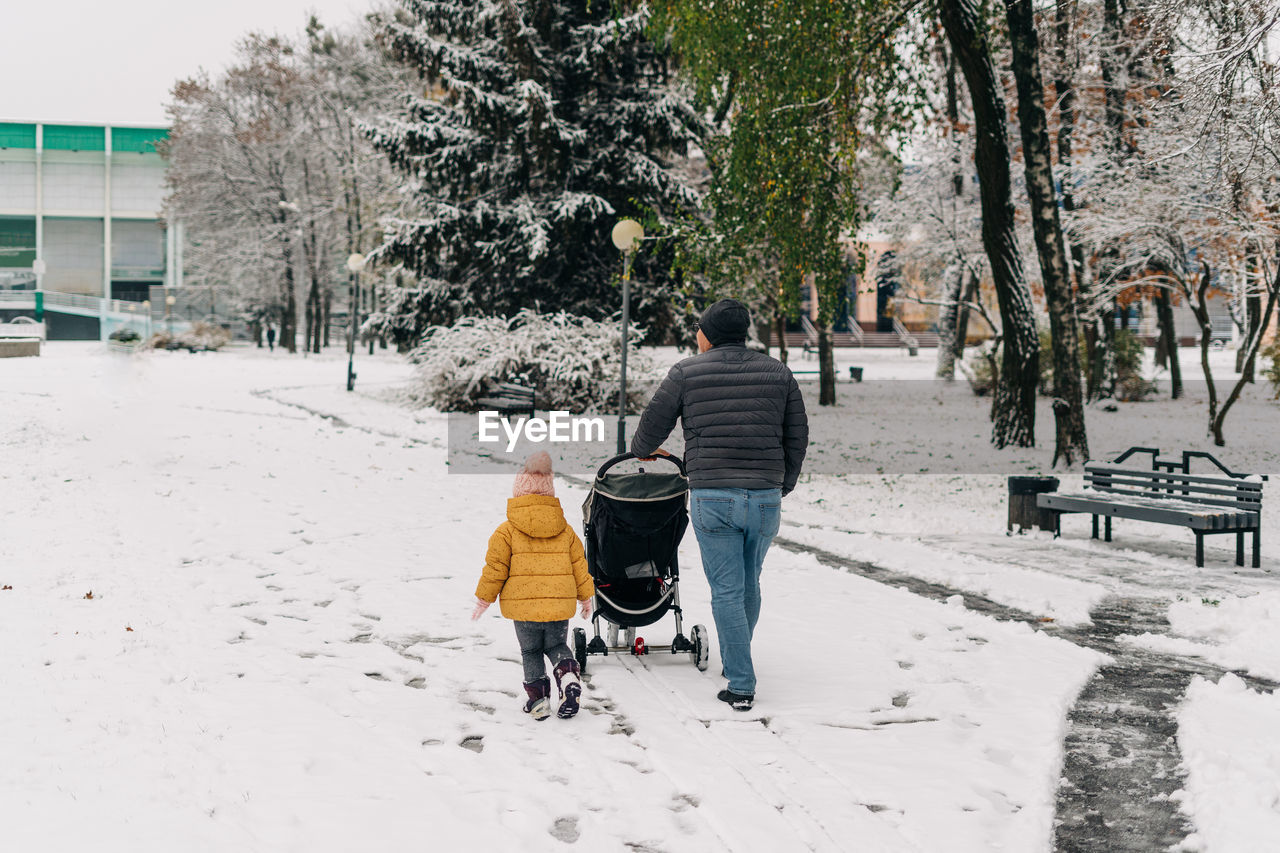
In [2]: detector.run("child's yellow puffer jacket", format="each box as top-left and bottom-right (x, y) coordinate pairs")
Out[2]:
(475, 495), (594, 621)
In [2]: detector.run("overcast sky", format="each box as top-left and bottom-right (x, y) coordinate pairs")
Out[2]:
(1, 1), (370, 126)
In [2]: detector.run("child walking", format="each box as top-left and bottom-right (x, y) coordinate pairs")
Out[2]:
(471, 451), (594, 720)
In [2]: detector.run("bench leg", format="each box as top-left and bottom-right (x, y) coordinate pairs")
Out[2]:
(1237, 531), (1245, 567)
(1255, 527), (1262, 569)
(1105, 516), (1112, 543)
(1196, 531), (1204, 568)
(1092, 515), (1099, 539)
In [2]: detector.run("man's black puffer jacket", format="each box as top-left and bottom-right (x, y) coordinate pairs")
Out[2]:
(630, 344), (809, 494)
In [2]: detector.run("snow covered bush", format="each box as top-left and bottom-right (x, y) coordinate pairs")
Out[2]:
(108, 328), (141, 344)
(1110, 330), (1156, 402)
(181, 322), (232, 351)
(961, 342), (998, 397)
(143, 323), (232, 352)
(406, 310), (651, 414)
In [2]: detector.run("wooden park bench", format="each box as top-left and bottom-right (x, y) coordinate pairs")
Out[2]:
(1037, 447), (1266, 568)
(475, 381), (536, 418)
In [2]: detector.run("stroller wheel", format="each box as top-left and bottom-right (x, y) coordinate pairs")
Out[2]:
(690, 625), (710, 671)
(573, 628), (588, 675)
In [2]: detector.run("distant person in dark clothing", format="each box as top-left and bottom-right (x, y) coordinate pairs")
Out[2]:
(631, 298), (808, 711)
(266, 326), (276, 352)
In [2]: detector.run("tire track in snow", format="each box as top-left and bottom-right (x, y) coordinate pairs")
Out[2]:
(590, 654), (918, 852)
(613, 654), (920, 852)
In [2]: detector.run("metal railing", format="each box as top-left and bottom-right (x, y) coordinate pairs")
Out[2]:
(892, 317), (919, 350)
(40, 291), (137, 318)
(0, 289), (143, 322)
(799, 314), (820, 348)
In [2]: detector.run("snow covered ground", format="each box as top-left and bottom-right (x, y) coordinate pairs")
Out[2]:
(1175, 674), (1280, 852)
(1, 341), (1277, 851)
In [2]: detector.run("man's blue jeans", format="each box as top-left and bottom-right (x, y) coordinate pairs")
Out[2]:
(689, 488), (782, 696)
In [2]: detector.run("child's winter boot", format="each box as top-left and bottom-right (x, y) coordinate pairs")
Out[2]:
(522, 677), (551, 720)
(552, 658), (582, 719)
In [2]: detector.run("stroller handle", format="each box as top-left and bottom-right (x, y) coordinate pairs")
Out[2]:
(596, 451), (686, 479)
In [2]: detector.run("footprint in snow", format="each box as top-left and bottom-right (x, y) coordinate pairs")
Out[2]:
(549, 816), (580, 843)
(671, 793), (700, 811)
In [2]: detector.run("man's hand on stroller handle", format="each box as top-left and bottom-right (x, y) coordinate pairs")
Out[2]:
(636, 448), (672, 461)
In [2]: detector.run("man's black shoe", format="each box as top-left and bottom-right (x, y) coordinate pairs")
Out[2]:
(717, 689), (754, 711)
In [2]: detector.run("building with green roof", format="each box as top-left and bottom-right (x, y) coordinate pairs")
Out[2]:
(0, 120), (183, 338)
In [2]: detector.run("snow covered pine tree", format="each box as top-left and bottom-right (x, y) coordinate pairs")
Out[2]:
(364, 0), (702, 339)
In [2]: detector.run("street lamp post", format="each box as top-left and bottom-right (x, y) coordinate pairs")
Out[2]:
(611, 219), (645, 455)
(166, 293), (176, 337)
(142, 300), (151, 340)
(345, 253), (366, 391)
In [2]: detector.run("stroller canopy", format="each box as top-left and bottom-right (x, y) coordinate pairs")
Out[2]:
(582, 454), (689, 627)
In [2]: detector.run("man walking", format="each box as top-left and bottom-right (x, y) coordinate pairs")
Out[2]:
(631, 299), (808, 711)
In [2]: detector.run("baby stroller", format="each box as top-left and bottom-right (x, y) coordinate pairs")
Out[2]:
(573, 452), (709, 674)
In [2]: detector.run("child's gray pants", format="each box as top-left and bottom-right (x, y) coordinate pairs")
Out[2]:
(513, 620), (572, 682)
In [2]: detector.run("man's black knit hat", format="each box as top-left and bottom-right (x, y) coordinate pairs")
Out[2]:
(698, 299), (751, 345)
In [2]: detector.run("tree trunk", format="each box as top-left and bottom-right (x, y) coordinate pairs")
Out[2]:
(250, 320), (263, 348)
(1054, 0), (1099, 398)
(1053, 0), (1078, 216)
(775, 311), (788, 365)
(1101, 0), (1129, 157)
(1155, 296), (1168, 370)
(1155, 288), (1182, 399)
(955, 270), (978, 363)
(940, 0), (1039, 448)
(936, 267), (964, 379)
(281, 238), (297, 354)
(304, 286), (315, 356)
(936, 50), (966, 383)
(818, 322), (836, 406)
(1089, 303), (1116, 400)
(323, 290), (332, 348)
(1241, 292), (1261, 381)
(1005, 0), (1088, 466)
(312, 270), (323, 354)
(1183, 261), (1220, 438)
(1213, 255), (1280, 444)
(946, 49), (963, 196)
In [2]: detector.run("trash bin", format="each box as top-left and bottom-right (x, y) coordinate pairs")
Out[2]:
(1007, 476), (1060, 533)
(848, 366), (863, 382)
